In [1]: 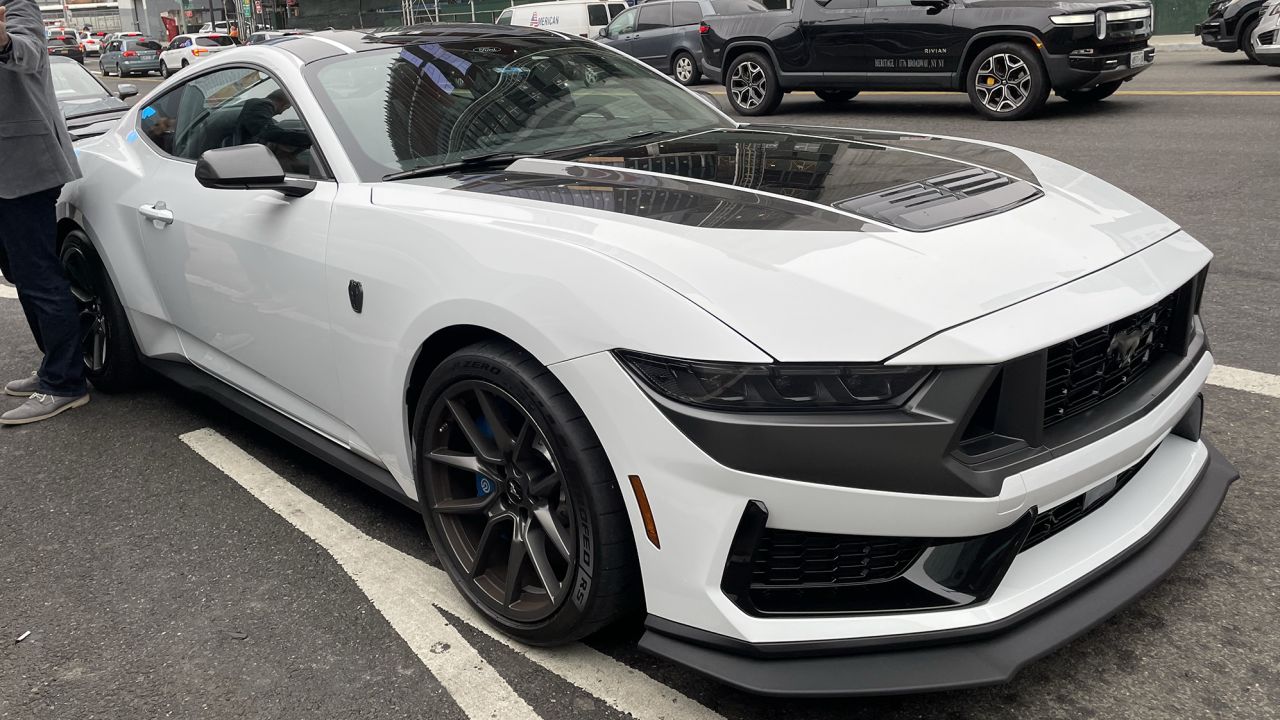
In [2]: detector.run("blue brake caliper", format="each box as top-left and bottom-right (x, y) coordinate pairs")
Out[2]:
(475, 415), (495, 498)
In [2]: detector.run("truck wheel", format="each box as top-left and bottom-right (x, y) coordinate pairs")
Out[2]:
(1241, 17), (1261, 63)
(726, 52), (783, 116)
(814, 89), (859, 104)
(1059, 80), (1122, 104)
(966, 42), (1050, 121)
(672, 51), (701, 86)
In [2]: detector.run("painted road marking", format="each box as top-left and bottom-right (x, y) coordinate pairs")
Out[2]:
(181, 428), (542, 720)
(0, 284), (16, 300)
(1209, 365), (1280, 399)
(180, 428), (725, 720)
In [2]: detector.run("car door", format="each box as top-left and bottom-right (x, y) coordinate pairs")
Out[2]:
(128, 66), (347, 441)
(798, 0), (868, 76)
(632, 2), (675, 67)
(101, 40), (120, 71)
(601, 7), (639, 49)
(858, 0), (960, 86)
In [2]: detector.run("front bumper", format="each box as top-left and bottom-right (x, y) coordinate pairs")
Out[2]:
(639, 439), (1237, 696)
(1197, 20), (1240, 50)
(1045, 46), (1155, 91)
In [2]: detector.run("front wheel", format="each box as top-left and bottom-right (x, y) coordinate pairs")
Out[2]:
(966, 42), (1050, 121)
(1059, 80), (1123, 104)
(58, 230), (146, 393)
(413, 340), (641, 645)
(814, 89), (859, 104)
(725, 51), (783, 116)
(672, 51), (701, 86)
(99, 61), (110, 76)
(1242, 17), (1261, 63)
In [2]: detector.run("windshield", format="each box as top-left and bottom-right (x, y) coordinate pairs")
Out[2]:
(308, 35), (730, 179)
(50, 60), (109, 99)
(197, 35), (236, 46)
(47, 36), (77, 46)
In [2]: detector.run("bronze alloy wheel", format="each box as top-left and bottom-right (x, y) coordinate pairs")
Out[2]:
(423, 380), (577, 623)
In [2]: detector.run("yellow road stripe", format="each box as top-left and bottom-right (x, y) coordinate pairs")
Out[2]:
(706, 89), (1280, 97)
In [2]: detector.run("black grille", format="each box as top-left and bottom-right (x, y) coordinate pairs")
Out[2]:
(1021, 451), (1153, 551)
(1260, 30), (1276, 46)
(1043, 291), (1179, 427)
(750, 530), (926, 589)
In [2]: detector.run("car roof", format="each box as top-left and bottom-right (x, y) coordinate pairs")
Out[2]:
(257, 24), (575, 64)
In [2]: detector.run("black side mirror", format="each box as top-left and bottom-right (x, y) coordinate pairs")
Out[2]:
(116, 83), (138, 100)
(195, 144), (315, 198)
(597, 27), (609, 38)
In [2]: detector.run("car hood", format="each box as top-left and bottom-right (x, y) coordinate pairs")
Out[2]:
(375, 126), (1178, 361)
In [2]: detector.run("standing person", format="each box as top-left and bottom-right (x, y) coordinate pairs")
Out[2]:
(0, 0), (90, 425)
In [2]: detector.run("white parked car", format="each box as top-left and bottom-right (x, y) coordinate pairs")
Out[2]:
(159, 33), (238, 77)
(59, 25), (1237, 697)
(496, 0), (627, 37)
(1252, 0), (1280, 65)
(79, 31), (102, 55)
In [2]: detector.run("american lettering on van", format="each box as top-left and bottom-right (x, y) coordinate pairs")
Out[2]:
(529, 10), (561, 26)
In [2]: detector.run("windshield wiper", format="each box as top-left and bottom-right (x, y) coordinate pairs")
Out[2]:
(383, 152), (535, 181)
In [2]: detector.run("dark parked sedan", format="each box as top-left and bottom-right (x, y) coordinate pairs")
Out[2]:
(46, 34), (85, 64)
(49, 56), (138, 140)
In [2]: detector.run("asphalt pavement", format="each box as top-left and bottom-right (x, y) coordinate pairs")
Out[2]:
(2, 50), (1277, 720)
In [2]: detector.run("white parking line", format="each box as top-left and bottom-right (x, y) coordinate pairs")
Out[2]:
(1208, 365), (1280, 399)
(180, 428), (725, 720)
(0, 284), (16, 299)
(181, 428), (543, 720)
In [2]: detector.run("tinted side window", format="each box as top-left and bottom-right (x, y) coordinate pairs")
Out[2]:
(588, 4), (609, 24)
(496, 9), (513, 24)
(129, 40), (162, 51)
(824, 0), (866, 8)
(608, 3), (627, 17)
(609, 8), (638, 33)
(672, 1), (703, 25)
(140, 67), (317, 178)
(637, 3), (672, 30)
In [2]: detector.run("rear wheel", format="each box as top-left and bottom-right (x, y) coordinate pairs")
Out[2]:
(725, 51), (783, 116)
(58, 230), (146, 393)
(966, 42), (1050, 121)
(814, 89), (859, 104)
(160, 61), (169, 78)
(413, 340), (640, 645)
(1059, 80), (1123, 104)
(1241, 17), (1261, 63)
(672, 51), (701, 86)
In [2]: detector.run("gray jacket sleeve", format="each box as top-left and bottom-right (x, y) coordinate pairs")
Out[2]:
(0, 0), (48, 75)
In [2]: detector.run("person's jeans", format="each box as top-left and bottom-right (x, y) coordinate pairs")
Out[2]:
(0, 187), (88, 397)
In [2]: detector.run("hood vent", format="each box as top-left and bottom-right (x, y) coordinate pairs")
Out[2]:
(834, 167), (1042, 232)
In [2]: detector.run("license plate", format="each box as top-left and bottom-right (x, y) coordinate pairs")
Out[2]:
(1130, 50), (1148, 67)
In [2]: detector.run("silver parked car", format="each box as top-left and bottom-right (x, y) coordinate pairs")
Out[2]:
(99, 37), (164, 77)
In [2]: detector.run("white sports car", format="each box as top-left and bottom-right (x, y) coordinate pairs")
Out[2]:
(59, 25), (1237, 696)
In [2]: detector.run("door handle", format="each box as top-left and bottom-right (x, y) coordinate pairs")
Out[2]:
(138, 201), (174, 226)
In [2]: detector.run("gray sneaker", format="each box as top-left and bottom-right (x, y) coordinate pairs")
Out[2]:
(0, 392), (90, 426)
(4, 372), (39, 398)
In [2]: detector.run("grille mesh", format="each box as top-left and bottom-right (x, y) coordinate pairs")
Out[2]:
(750, 531), (926, 589)
(1043, 292), (1178, 427)
(1260, 30), (1276, 46)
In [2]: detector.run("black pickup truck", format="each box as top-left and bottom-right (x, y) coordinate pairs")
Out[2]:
(699, 0), (1156, 119)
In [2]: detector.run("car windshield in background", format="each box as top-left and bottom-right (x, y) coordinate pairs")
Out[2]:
(709, 0), (770, 13)
(127, 40), (163, 51)
(309, 37), (731, 179)
(196, 35), (236, 46)
(50, 60), (109, 99)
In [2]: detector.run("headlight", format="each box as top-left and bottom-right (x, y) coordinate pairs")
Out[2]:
(614, 350), (932, 412)
(1271, 2), (1280, 16)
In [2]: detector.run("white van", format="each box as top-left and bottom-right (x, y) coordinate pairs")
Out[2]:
(496, 0), (629, 38)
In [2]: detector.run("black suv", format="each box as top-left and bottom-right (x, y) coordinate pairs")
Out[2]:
(700, 0), (1155, 120)
(1196, 0), (1267, 62)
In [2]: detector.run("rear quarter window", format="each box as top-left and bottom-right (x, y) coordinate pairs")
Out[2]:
(129, 40), (163, 51)
(197, 36), (236, 46)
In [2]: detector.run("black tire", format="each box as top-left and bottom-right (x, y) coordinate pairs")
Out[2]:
(725, 51), (783, 116)
(412, 340), (640, 645)
(1241, 17), (1261, 64)
(100, 61), (110, 76)
(965, 42), (1050, 121)
(58, 230), (146, 393)
(181, 60), (189, 69)
(160, 61), (170, 78)
(1058, 80), (1123, 104)
(672, 51), (701, 86)
(120, 69), (132, 78)
(814, 89), (859, 104)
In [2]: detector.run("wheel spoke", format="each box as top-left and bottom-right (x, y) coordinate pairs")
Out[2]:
(469, 514), (508, 578)
(528, 469), (561, 498)
(446, 398), (501, 463)
(503, 533), (528, 605)
(427, 447), (485, 473)
(475, 389), (516, 453)
(525, 527), (564, 604)
(92, 329), (106, 372)
(434, 494), (497, 515)
(532, 503), (571, 560)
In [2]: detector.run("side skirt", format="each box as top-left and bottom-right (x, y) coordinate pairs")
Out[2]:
(143, 357), (419, 511)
